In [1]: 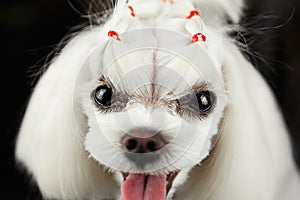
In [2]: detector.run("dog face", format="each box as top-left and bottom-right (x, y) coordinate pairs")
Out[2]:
(77, 28), (227, 198)
(15, 0), (300, 199)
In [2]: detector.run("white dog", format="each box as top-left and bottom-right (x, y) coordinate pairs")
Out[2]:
(15, 0), (300, 199)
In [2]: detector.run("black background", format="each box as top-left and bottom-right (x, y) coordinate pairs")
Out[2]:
(1, 0), (299, 199)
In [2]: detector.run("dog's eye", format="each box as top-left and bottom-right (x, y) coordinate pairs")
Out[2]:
(189, 91), (212, 113)
(94, 85), (114, 107)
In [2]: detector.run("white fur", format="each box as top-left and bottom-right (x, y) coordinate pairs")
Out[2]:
(15, 0), (300, 199)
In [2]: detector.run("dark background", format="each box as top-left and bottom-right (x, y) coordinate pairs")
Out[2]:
(1, 0), (299, 198)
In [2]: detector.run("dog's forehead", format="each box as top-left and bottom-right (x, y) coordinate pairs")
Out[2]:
(104, 49), (205, 88)
(100, 30), (222, 94)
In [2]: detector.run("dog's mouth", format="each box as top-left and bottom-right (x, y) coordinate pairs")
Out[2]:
(121, 171), (179, 200)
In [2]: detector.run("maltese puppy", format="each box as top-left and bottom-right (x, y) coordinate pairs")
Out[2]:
(16, 0), (300, 199)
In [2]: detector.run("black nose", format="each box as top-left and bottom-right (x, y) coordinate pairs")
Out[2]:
(122, 134), (166, 153)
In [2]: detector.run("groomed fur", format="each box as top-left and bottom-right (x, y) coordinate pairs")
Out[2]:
(15, 0), (300, 199)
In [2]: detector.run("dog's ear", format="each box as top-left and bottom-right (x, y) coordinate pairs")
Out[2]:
(15, 29), (120, 199)
(201, 39), (300, 198)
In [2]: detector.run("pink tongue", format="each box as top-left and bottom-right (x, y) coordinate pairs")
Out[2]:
(121, 173), (166, 200)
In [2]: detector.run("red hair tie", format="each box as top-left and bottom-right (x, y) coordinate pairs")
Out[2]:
(192, 33), (206, 43)
(128, 5), (135, 17)
(186, 10), (200, 19)
(108, 30), (121, 41)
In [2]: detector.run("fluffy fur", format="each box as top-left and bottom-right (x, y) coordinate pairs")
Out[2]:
(16, 0), (300, 199)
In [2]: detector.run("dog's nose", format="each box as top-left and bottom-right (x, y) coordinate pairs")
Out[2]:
(122, 134), (166, 153)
